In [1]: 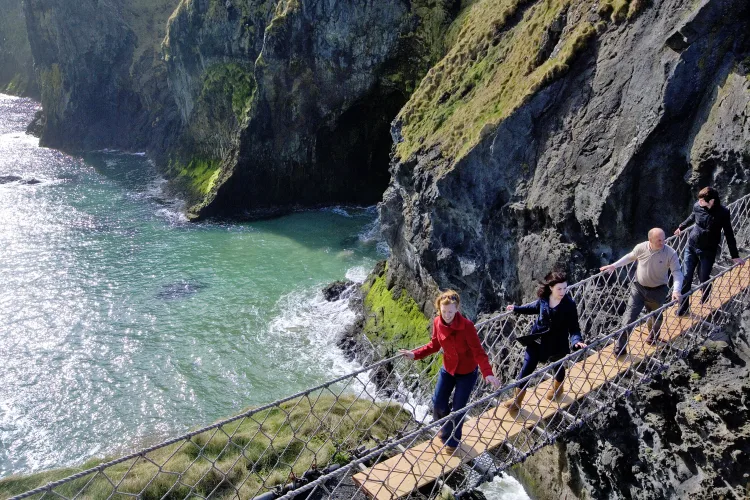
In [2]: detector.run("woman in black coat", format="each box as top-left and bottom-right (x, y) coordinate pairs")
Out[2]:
(504, 272), (587, 411)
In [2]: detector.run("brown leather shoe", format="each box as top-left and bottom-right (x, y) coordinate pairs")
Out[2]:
(503, 388), (526, 411)
(546, 379), (564, 401)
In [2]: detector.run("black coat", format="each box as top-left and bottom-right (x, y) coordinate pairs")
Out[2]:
(514, 295), (583, 357)
(678, 202), (739, 258)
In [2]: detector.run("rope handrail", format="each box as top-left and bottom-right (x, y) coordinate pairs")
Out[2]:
(5, 192), (749, 500)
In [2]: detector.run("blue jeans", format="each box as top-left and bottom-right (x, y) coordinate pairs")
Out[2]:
(518, 344), (566, 383)
(432, 367), (478, 448)
(678, 245), (716, 315)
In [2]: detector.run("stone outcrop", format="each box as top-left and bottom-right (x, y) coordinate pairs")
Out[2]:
(516, 308), (750, 499)
(22, 0), (182, 155)
(0, 0), (38, 97)
(380, 0), (750, 319)
(191, 0), (458, 218)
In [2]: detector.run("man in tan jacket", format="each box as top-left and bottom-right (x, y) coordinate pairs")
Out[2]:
(600, 228), (684, 355)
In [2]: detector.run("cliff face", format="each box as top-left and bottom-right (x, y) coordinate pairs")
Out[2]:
(23, 0), (182, 154)
(516, 309), (750, 499)
(21, 0), (458, 214)
(191, 0), (459, 218)
(0, 0), (38, 97)
(379, 0), (750, 318)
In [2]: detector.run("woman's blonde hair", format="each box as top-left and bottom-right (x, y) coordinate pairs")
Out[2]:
(434, 289), (460, 313)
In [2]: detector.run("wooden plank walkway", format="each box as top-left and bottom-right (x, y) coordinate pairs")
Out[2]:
(352, 264), (750, 499)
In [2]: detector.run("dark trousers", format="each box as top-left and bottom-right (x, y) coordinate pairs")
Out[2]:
(678, 246), (717, 315)
(518, 344), (565, 384)
(618, 282), (669, 350)
(433, 367), (478, 448)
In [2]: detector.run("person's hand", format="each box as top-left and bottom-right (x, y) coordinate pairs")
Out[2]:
(485, 375), (501, 388)
(733, 257), (746, 266)
(574, 342), (588, 349)
(398, 349), (415, 360)
(506, 305), (515, 312)
(674, 228), (682, 236)
(600, 264), (616, 273)
(671, 290), (681, 302)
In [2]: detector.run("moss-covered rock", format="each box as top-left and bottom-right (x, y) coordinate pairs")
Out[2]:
(168, 157), (222, 203)
(359, 262), (442, 378)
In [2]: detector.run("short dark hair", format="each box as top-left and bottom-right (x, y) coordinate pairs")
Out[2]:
(537, 271), (568, 298)
(698, 187), (720, 204)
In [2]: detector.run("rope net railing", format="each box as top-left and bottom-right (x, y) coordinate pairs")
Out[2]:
(4, 193), (749, 500)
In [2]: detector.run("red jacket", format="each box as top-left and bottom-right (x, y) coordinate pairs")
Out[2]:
(412, 312), (494, 378)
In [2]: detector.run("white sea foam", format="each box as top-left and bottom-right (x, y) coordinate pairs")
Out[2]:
(323, 206), (352, 218)
(477, 473), (531, 499)
(268, 277), (365, 380)
(345, 266), (370, 283)
(357, 209), (390, 257)
(139, 176), (188, 223)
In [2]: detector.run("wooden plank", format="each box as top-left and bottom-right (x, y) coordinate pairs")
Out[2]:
(353, 264), (750, 499)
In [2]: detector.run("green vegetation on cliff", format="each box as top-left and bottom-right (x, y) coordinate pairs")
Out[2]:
(395, 0), (627, 163)
(40, 64), (63, 118)
(362, 264), (441, 378)
(169, 157), (221, 200)
(0, 395), (410, 499)
(201, 63), (256, 122)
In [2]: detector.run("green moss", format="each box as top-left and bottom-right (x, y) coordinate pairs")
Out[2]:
(394, 0), (629, 164)
(380, 0), (459, 99)
(4, 73), (29, 96)
(361, 264), (440, 378)
(0, 395), (411, 500)
(599, 0), (645, 21)
(40, 64), (63, 118)
(169, 157), (222, 199)
(201, 63), (256, 122)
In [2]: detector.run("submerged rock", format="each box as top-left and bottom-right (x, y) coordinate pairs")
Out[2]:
(156, 281), (207, 300)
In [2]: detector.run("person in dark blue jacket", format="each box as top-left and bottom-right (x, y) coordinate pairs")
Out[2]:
(675, 187), (746, 316)
(503, 272), (587, 411)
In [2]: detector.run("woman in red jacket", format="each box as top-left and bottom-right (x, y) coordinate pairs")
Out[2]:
(400, 290), (500, 453)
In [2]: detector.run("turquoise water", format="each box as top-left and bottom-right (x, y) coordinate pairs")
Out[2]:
(0, 95), (382, 476)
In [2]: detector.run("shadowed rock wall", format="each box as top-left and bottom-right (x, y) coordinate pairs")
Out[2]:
(381, 0), (750, 319)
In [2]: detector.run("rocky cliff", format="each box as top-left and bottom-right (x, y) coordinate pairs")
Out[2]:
(379, 0), (750, 321)
(515, 309), (750, 499)
(23, 0), (182, 154)
(0, 0), (38, 97)
(189, 0), (459, 218)
(19, 0), (459, 213)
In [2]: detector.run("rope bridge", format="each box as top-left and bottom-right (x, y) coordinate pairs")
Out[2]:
(6, 193), (750, 500)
